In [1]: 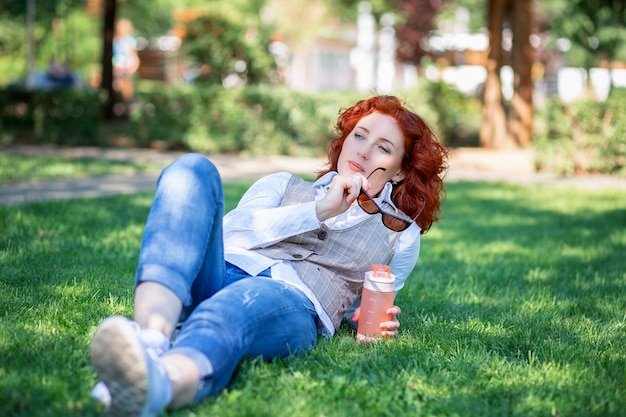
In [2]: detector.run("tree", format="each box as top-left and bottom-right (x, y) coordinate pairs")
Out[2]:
(101, 0), (116, 119)
(480, 0), (533, 148)
(319, 0), (446, 64)
(539, 0), (625, 89)
(480, 0), (509, 148)
(508, 0), (533, 147)
(179, 7), (275, 85)
(390, 0), (446, 64)
(0, 0), (94, 85)
(265, 0), (335, 48)
(113, 0), (174, 38)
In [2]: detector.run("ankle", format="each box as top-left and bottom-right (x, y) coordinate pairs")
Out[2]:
(140, 328), (171, 356)
(134, 282), (182, 338)
(146, 315), (176, 339)
(162, 354), (200, 409)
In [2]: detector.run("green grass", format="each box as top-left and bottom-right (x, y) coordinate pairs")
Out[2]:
(0, 154), (162, 183)
(1, 181), (624, 417)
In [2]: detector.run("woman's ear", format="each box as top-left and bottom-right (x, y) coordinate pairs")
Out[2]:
(392, 170), (406, 183)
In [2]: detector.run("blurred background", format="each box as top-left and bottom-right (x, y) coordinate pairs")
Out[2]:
(0, 0), (624, 177)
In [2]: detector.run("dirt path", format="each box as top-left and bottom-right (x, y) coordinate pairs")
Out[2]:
(1, 146), (624, 206)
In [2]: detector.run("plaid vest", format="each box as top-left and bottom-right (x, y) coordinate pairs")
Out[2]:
(253, 175), (399, 328)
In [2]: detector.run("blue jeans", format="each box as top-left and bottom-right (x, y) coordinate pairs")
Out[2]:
(134, 153), (319, 401)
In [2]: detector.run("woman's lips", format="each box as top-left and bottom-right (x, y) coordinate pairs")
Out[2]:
(348, 161), (364, 173)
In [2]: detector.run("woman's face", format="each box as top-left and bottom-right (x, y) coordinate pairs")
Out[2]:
(337, 112), (406, 195)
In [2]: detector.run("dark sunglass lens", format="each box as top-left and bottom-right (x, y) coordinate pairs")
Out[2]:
(382, 213), (411, 232)
(357, 192), (380, 214)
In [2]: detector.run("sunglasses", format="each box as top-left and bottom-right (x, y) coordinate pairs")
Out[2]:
(357, 168), (425, 232)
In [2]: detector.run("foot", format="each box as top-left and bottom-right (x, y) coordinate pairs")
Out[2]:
(91, 320), (170, 405)
(90, 316), (172, 417)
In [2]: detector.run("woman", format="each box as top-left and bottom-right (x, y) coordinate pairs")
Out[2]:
(89, 95), (448, 416)
(113, 18), (140, 107)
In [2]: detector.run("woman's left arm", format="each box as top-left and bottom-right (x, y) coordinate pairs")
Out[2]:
(389, 224), (421, 292)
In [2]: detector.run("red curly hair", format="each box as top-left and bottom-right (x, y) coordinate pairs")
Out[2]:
(317, 95), (448, 233)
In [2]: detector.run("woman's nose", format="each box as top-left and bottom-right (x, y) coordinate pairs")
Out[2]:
(357, 145), (370, 160)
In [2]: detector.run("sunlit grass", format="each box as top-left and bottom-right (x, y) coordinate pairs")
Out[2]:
(0, 181), (624, 417)
(0, 154), (163, 183)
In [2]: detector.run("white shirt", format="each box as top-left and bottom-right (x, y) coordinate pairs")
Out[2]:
(223, 171), (421, 335)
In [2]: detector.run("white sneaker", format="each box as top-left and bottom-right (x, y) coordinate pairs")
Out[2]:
(91, 320), (170, 405)
(90, 316), (172, 417)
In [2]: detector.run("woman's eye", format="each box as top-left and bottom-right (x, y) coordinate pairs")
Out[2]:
(378, 145), (391, 154)
(354, 132), (365, 140)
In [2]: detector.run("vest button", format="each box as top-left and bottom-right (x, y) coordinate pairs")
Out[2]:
(292, 254), (303, 259)
(317, 230), (328, 240)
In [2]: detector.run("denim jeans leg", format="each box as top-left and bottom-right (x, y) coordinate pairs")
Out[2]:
(135, 153), (226, 308)
(169, 277), (319, 401)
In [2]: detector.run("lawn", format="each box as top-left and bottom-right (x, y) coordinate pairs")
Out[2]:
(0, 180), (624, 417)
(0, 153), (162, 183)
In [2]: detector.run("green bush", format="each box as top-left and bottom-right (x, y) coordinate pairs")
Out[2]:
(1, 82), (484, 157)
(0, 88), (102, 146)
(130, 86), (197, 149)
(422, 80), (483, 146)
(130, 85), (361, 156)
(129, 83), (479, 156)
(534, 88), (626, 177)
(182, 10), (275, 85)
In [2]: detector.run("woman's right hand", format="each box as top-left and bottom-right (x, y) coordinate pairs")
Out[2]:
(315, 174), (366, 221)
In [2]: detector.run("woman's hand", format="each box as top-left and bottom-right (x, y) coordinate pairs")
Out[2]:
(351, 305), (402, 338)
(315, 174), (366, 221)
(379, 305), (401, 337)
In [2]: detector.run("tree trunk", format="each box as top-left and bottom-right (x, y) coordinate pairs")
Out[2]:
(26, 0), (36, 89)
(101, 0), (116, 120)
(480, 0), (511, 148)
(509, 0), (533, 147)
